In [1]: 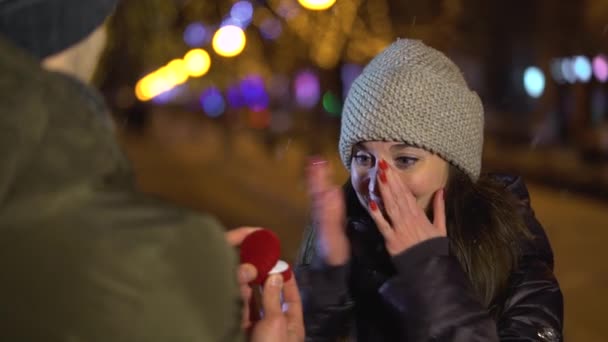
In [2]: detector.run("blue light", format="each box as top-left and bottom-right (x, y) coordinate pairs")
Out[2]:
(151, 85), (182, 104)
(226, 85), (244, 109)
(260, 18), (282, 40)
(240, 75), (269, 110)
(561, 58), (576, 84)
(183, 22), (209, 47)
(221, 16), (248, 29)
(550, 59), (565, 84)
(341, 63), (363, 100)
(523, 66), (545, 98)
(231, 1), (254, 24)
(200, 88), (226, 117)
(573, 55), (592, 83)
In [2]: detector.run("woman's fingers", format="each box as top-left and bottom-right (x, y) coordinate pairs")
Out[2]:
(372, 160), (447, 256)
(306, 157), (349, 266)
(380, 160), (418, 215)
(368, 199), (394, 240)
(307, 157), (331, 197)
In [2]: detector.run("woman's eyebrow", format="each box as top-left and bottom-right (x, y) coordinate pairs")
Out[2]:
(389, 143), (415, 152)
(353, 143), (368, 152)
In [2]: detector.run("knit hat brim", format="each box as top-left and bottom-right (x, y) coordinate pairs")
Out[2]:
(338, 39), (484, 180)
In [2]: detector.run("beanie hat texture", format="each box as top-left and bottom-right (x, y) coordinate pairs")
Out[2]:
(339, 39), (484, 180)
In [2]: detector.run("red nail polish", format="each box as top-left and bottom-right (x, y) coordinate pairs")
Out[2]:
(379, 171), (387, 184)
(379, 160), (388, 170)
(369, 200), (378, 211)
(308, 156), (327, 166)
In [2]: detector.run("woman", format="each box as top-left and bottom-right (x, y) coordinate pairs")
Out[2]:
(295, 39), (563, 341)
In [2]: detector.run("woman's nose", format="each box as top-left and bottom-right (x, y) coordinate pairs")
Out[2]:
(368, 165), (381, 196)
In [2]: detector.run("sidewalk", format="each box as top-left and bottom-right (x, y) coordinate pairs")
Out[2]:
(484, 140), (608, 201)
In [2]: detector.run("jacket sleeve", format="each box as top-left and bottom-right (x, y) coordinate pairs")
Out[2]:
(0, 196), (245, 342)
(378, 177), (563, 342)
(295, 225), (355, 341)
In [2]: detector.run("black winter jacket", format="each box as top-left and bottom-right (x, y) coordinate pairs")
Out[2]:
(295, 174), (563, 341)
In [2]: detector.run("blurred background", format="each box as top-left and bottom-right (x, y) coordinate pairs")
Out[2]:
(92, 0), (607, 340)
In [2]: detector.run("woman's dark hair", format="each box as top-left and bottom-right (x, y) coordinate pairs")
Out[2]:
(444, 165), (532, 311)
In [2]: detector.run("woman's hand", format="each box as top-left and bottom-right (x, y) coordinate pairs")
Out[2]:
(368, 160), (447, 256)
(307, 158), (349, 266)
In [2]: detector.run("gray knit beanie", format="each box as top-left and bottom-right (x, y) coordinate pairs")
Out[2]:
(339, 39), (484, 180)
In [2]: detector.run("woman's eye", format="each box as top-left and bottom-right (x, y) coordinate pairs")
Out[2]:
(354, 154), (372, 166)
(395, 156), (418, 168)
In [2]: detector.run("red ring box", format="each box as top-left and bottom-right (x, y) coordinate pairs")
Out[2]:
(239, 229), (291, 285)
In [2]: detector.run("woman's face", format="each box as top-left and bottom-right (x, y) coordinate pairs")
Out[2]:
(350, 141), (449, 213)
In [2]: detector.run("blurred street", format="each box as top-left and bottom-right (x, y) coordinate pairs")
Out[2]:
(120, 112), (608, 342)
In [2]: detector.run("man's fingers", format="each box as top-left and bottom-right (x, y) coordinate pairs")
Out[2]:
(261, 275), (284, 318)
(225, 227), (262, 247)
(237, 263), (258, 284)
(237, 264), (258, 328)
(240, 283), (252, 329)
(282, 275), (304, 328)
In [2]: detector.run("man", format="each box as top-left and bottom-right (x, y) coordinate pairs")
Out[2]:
(0, 1), (303, 341)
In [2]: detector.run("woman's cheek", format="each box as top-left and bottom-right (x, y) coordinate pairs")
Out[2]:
(402, 173), (438, 209)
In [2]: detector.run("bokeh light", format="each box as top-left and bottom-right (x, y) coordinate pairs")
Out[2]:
(222, 17), (248, 29)
(248, 109), (271, 129)
(260, 18), (282, 40)
(231, 1), (254, 25)
(183, 22), (210, 47)
(240, 75), (269, 111)
(322, 91), (342, 116)
(277, 2), (300, 19)
(162, 59), (189, 86)
(593, 55), (608, 83)
(151, 84), (184, 105)
(573, 55), (592, 83)
(550, 59), (565, 84)
(200, 87), (226, 117)
(560, 58), (576, 84)
(294, 70), (321, 108)
(297, 0), (336, 11)
(341, 63), (363, 99)
(523, 66), (545, 98)
(183, 49), (211, 77)
(226, 84), (244, 109)
(212, 25), (247, 57)
(135, 58), (191, 102)
(136, 73), (170, 101)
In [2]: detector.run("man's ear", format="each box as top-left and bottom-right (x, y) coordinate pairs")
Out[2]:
(42, 23), (108, 84)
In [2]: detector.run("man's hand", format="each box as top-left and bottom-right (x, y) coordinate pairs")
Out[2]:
(250, 275), (305, 342)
